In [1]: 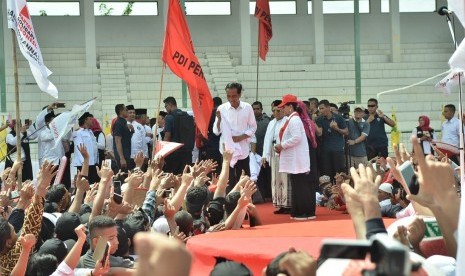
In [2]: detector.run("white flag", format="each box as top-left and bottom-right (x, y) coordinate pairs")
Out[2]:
(49, 100), (95, 149)
(7, 0), (58, 98)
(449, 38), (465, 70)
(449, 0), (465, 29)
(435, 68), (464, 95)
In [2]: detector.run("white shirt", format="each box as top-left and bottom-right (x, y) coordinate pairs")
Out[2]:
(29, 108), (53, 164)
(40, 126), (65, 165)
(72, 128), (96, 166)
(6, 133), (25, 161)
(144, 125), (152, 145)
(262, 117), (286, 162)
(105, 134), (114, 154)
(131, 121), (148, 158)
(213, 101), (257, 160)
(442, 117), (460, 147)
(278, 113), (310, 174)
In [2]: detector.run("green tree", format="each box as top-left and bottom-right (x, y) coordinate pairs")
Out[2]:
(99, 3), (114, 16)
(123, 2), (135, 16)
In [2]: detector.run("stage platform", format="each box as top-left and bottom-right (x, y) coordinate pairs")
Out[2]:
(187, 204), (395, 275)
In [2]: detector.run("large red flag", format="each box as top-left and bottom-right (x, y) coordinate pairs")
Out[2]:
(162, 0), (213, 138)
(254, 0), (273, 61)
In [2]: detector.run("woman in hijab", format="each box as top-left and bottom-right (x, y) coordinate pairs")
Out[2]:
(412, 115), (435, 155)
(274, 94), (316, 220)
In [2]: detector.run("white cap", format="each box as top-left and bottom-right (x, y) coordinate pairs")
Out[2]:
(378, 183), (393, 194)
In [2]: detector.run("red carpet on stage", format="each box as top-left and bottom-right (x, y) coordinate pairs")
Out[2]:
(187, 204), (394, 275)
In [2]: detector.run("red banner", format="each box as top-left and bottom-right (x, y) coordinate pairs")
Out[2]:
(162, 0), (213, 138)
(254, 0), (273, 61)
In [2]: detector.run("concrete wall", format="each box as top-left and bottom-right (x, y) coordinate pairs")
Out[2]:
(29, 11), (462, 48)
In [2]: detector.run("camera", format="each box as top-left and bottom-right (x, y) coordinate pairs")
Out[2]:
(338, 101), (355, 119)
(318, 234), (411, 275)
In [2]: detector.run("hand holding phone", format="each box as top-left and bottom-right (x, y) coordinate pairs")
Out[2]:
(398, 161), (419, 195)
(93, 236), (109, 263)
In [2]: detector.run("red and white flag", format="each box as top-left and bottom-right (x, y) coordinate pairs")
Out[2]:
(254, 0), (273, 61)
(154, 141), (183, 159)
(162, 0), (213, 138)
(7, 0), (58, 98)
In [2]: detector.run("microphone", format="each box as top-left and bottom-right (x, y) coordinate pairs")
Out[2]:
(438, 6), (452, 16)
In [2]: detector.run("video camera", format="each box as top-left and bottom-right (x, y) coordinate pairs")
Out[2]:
(338, 101), (355, 119)
(318, 234), (411, 275)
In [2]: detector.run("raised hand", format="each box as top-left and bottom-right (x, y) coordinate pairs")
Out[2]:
(134, 151), (145, 169)
(134, 232), (192, 276)
(77, 143), (89, 160)
(75, 224), (87, 241)
(278, 251), (317, 276)
(163, 199), (177, 219)
(19, 234), (36, 250)
(193, 172), (210, 187)
(19, 182), (34, 203)
(36, 161), (58, 198)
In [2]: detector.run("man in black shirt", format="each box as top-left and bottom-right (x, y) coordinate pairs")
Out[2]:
(112, 104), (132, 172)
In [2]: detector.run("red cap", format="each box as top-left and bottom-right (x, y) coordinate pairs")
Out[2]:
(278, 94), (298, 108)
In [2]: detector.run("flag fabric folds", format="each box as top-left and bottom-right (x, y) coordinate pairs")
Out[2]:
(435, 68), (464, 95)
(0, 116), (8, 161)
(254, 0), (273, 61)
(49, 100), (95, 149)
(162, 0), (213, 138)
(390, 106), (400, 147)
(6, 0), (58, 98)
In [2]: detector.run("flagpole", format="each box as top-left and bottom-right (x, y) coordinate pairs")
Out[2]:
(152, 64), (166, 158)
(11, 30), (22, 188)
(255, 24), (260, 102)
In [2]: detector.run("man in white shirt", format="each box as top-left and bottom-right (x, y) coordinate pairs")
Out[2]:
(213, 82), (257, 190)
(127, 107), (147, 167)
(262, 100), (291, 214)
(134, 109), (150, 163)
(40, 112), (67, 185)
(72, 112), (98, 184)
(442, 104), (461, 164)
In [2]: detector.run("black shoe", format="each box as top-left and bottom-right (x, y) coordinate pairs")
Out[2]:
(282, 208), (291, 214)
(274, 208), (286, 214)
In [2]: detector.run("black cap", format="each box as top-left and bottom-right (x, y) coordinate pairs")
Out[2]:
(135, 108), (147, 116)
(126, 105), (135, 111)
(38, 238), (69, 263)
(55, 212), (81, 241)
(210, 257), (252, 276)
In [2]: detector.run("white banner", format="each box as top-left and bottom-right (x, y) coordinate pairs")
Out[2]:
(449, 38), (465, 71)
(435, 68), (464, 95)
(7, 0), (58, 98)
(49, 100), (95, 149)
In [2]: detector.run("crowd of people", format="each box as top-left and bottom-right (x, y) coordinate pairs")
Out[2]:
(0, 81), (462, 275)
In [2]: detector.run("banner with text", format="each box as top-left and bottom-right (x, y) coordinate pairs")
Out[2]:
(7, 0), (58, 98)
(254, 0), (273, 61)
(162, 0), (213, 138)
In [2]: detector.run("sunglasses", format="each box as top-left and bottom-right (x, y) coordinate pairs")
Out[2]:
(367, 105), (376, 108)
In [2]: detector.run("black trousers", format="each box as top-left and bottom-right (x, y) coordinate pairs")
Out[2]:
(289, 172), (315, 217)
(227, 156), (250, 194)
(199, 147), (223, 175)
(366, 145), (389, 160)
(320, 150), (346, 179)
(256, 164), (272, 199)
(164, 149), (193, 175)
(76, 165), (99, 185)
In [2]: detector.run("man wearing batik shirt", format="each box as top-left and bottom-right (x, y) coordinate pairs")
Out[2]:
(0, 162), (56, 275)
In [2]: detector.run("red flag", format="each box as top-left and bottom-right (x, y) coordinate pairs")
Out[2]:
(254, 0), (273, 61)
(162, 0), (213, 138)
